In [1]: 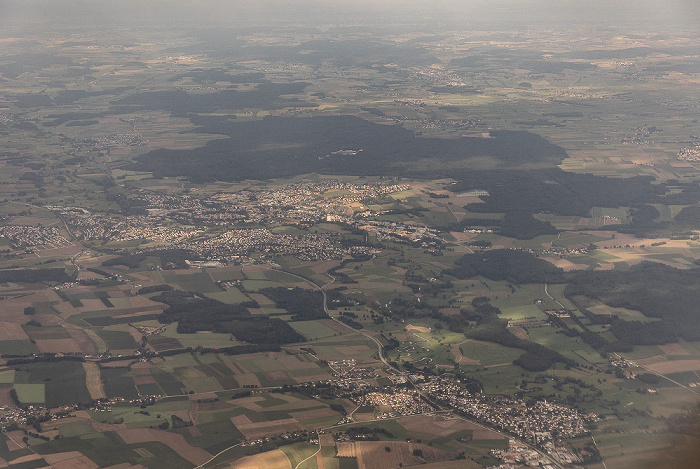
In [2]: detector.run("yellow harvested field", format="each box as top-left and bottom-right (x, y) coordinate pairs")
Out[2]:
(83, 362), (106, 400)
(645, 360), (700, 374)
(405, 324), (431, 333)
(228, 457), (261, 469)
(229, 395), (266, 409)
(550, 258), (588, 271)
(228, 449), (292, 469)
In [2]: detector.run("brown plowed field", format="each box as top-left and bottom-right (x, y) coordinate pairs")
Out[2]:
(0, 386), (16, 407)
(293, 373), (332, 383)
(67, 327), (97, 354)
(646, 360), (700, 374)
(133, 375), (157, 385)
(36, 338), (82, 354)
(0, 322), (28, 341)
(43, 451), (99, 469)
(659, 343), (690, 356)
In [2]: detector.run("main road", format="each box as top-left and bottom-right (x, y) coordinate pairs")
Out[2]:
(269, 265), (567, 469)
(271, 267), (395, 369)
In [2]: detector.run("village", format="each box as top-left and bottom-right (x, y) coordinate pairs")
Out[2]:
(42, 180), (442, 262)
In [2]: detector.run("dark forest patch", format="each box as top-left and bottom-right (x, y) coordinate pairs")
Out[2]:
(564, 262), (700, 343)
(111, 82), (313, 116)
(447, 249), (565, 284)
(130, 115), (567, 182)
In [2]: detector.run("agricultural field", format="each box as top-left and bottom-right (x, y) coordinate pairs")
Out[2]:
(0, 3), (698, 468)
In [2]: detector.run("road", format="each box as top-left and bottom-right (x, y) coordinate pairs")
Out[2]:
(613, 353), (700, 397)
(272, 267), (395, 369)
(270, 266), (567, 469)
(544, 279), (567, 310)
(9, 201), (91, 274)
(295, 440), (321, 469)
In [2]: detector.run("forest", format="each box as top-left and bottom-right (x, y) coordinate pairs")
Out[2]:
(130, 115), (567, 182)
(465, 297), (575, 371)
(111, 82), (314, 116)
(451, 169), (666, 217)
(0, 268), (72, 284)
(447, 250), (700, 346)
(564, 262), (700, 343)
(153, 290), (304, 344)
(259, 287), (326, 321)
(446, 249), (566, 284)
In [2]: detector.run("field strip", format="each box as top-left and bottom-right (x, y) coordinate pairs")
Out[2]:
(79, 328), (108, 353)
(83, 362), (106, 400)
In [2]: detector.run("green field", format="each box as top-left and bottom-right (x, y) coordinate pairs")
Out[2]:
(497, 304), (547, 321)
(456, 340), (524, 367)
(290, 320), (339, 340)
(280, 442), (319, 468)
(206, 288), (251, 304)
(14, 383), (45, 404)
(96, 329), (140, 350)
(163, 271), (221, 293)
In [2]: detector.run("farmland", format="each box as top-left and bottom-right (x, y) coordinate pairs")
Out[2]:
(0, 2), (697, 468)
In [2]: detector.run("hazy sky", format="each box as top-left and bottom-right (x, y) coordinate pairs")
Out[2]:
(1, 0), (698, 34)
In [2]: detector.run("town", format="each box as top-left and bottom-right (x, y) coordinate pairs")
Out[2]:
(44, 180), (443, 262)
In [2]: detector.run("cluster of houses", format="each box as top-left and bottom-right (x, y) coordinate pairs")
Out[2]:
(419, 377), (598, 445)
